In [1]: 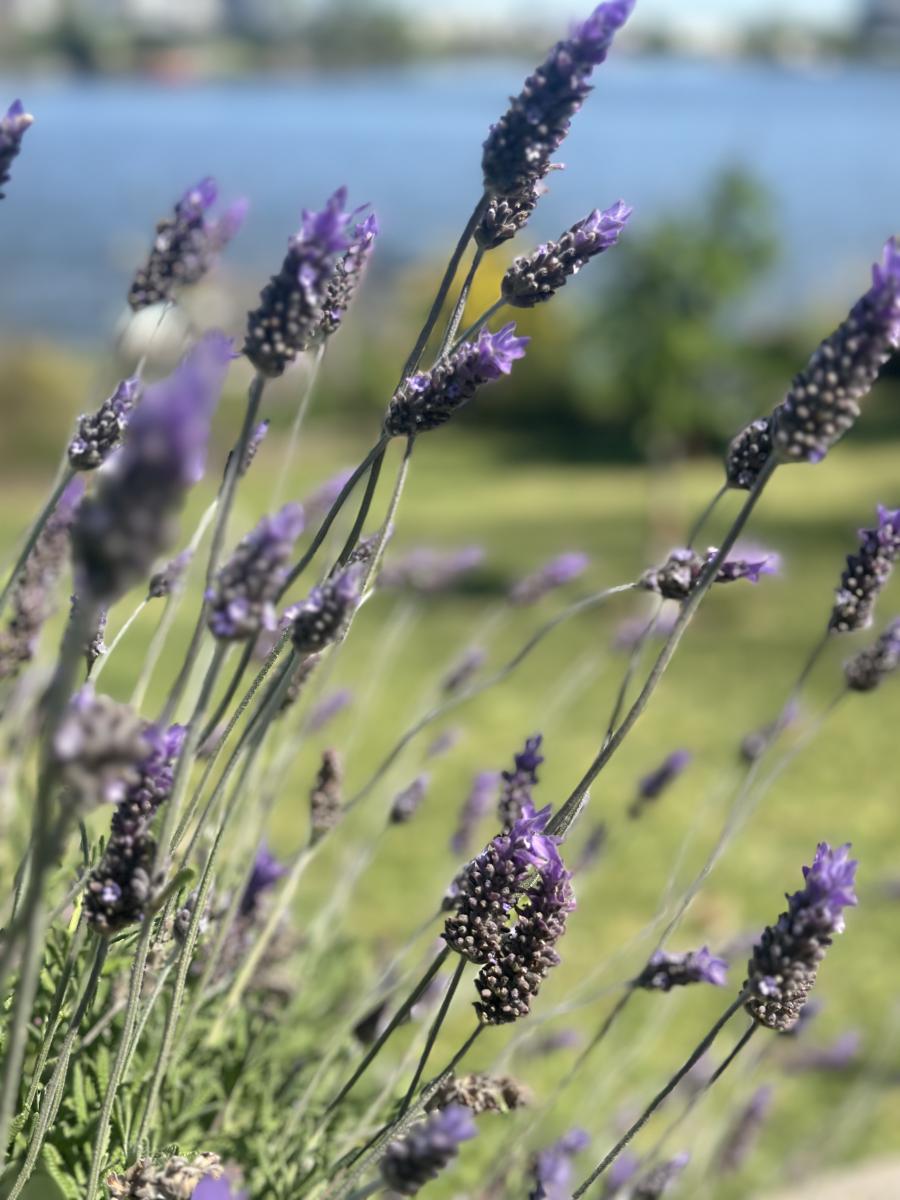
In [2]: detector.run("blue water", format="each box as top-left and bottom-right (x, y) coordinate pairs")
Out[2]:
(1, 56), (899, 342)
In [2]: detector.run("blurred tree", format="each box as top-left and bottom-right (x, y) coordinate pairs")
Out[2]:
(304, 0), (416, 66)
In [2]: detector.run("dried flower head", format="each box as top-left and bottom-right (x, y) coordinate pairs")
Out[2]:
(380, 1104), (477, 1196)
(725, 417), (774, 491)
(68, 378), (141, 471)
(291, 564), (362, 655)
(310, 747), (343, 843)
(829, 505), (900, 633)
(107, 1152), (223, 1199)
(427, 1071), (531, 1115)
(318, 209), (379, 339)
(639, 547), (775, 601)
(53, 685), (149, 810)
(844, 617), (900, 692)
(244, 188), (352, 376)
(634, 946), (728, 991)
(390, 774), (430, 825)
(629, 749), (692, 818)
(744, 842), (858, 1031)
(384, 324), (528, 437)
(510, 552), (589, 605)
(128, 178), (247, 311)
(772, 238), (900, 464)
(528, 1128), (590, 1200)
(498, 733), (544, 829)
(0, 99), (33, 198)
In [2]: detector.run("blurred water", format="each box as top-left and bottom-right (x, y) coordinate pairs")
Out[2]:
(0, 55), (898, 343)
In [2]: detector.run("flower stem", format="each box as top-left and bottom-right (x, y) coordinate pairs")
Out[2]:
(272, 343), (326, 506)
(0, 464), (76, 619)
(91, 598), (148, 684)
(333, 443), (387, 570)
(439, 248), (485, 356)
(450, 296), (507, 353)
(398, 955), (466, 1117)
(686, 483), (728, 549)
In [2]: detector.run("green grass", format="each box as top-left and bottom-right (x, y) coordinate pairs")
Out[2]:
(3, 428), (899, 1198)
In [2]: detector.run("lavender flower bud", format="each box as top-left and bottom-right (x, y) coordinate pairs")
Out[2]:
(84, 606), (108, 673)
(450, 769), (501, 856)
(380, 1104), (476, 1196)
(629, 749), (691, 818)
(725, 417), (774, 492)
(426, 728), (460, 760)
(240, 842), (287, 917)
(53, 686), (150, 811)
(290, 564), (362, 655)
(310, 747), (343, 844)
(829, 505), (900, 633)
(380, 545), (484, 593)
(107, 1152), (223, 1199)
(502, 201), (631, 308)
(639, 547), (775, 601)
(207, 504), (305, 641)
(481, 1), (634, 194)
(318, 210), (378, 339)
(390, 774), (430, 825)
(72, 333), (231, 602)
(244, 188), (352, 377)
(0, 477), (84, 681)
(716, 1087), (773, 1174)
(128, 178), (247, 311)
(68, 378), (141, 471)
(344, 528), (385, 571)
(0, 100), (33, 198)
(443, 804), (557, 963)
(308, 688), (353, 732)
(631, 1152), (690, 1199)
(744, 842), (858, 1032)
(634, 946), (728, 991)
(509, 552), (589, 605)
(476, 170), (553, 252)
(739, 701), (799, 763)
(772, 239), (900, 464)
(148, 549), (193, 600)
(442, 646), (486, 694)
(844, 617), (900, 692)
(574, 821), (608, 873)
(498, 733), (544, 829)
(475, 849), (575, 1024)
(427, 1072), (531, 1115)
(528, 1129), (589, 1200)
(384, 323), (528, 437)
(600, 1153), (639, 1199)
(789, 1029), (861, 1072)
(239, 419), (270, 476)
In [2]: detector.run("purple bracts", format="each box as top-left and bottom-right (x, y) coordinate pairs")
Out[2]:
(502, 201), (631, 307)
(128, 177), (247, 311)
(68, 378), (141, 471)
(207, 504), (305, 641)
(529, 1129), (590, 1200)
(772, 238), (900, 464)
(380, 1104), (476, 1196)
(0, 100), (33, 198)
(319, 210), (378, 338)
(744, 842), (858, 1031)
(498, 733), (544, 829)
(634, 946), (728, 991)
(829, 506), (900, 633)
(291, 564), (362, 655)
(510, 552), (589, 605)
(72, 333), (230, 602)
(244, 188), (352, 376)
(844, 617), (900, 692)
(481, 2), (634, 194)
(385, 324), (529, 437)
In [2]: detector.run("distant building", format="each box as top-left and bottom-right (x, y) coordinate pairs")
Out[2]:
(860, 0), (900, 45)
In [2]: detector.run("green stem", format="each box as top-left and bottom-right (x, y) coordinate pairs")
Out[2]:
(0, 465), (76, 618)
(272, 344), (325, 506)
(398, 956), (465, 1117)
(449, 296), (506, 353)
(333, 445), (387, 570)
(22, 923), (87, 1116)
(439, 248), (485, 356)
(91, 598), (147, 685)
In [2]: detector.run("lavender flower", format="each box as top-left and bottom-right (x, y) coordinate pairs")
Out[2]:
(717, 1087), (774, 1174)
(725, 417), (774, 492)
(303, 468), (355, 521)
(510, 552), (590, 605)
(194, 1179), (248, 1200)
(244, 188), (352, 376)
(240, 843), (287, 917)
(380, 1104), (476, 1196)
(634, 946), (728, 991)
(574, 820), (608, 873)
(481, 1), (635, 194)
(450, 769), (501, 856)
(68, 377), (141, 471)
(0, 100), (33, 198)
(788, 1030), (861, 1072)
(498, 733), (544, 829)
(631, 1152), (689, 1199)
(629, 749), (691, 818)
(428, 1072), (531, 1115)
(390, 774), (430, 825)
(128, 178), (247, 311)
(771, 238), (900, 465)
(148, 549), (193, 601)
(309, 747), (343, 843)
(108, 1153), (223, 1199)
(0, 478), (84, 681)
(239, 419), (270, 476)
(318, 209), (379, 339)
(84, 605), (109, 673)
(476, 170), (554, 252)
(290, 564), (362, 655)
(207, 504), (305, 641)
(528, 1129), (590, 1200)
(845, 617), (900, 692)
(308, 688), (353, 732)
(380, 545), (485, 593)
(475, 845), (575, 1024)
(72, 333), (231, 602)
(84, 723), (186, 934)
(744, 842), (858, 1031)
(442, 646), (486, 694)
(502, 202), (631, 308)
(639, 547), (776, 602)
(53, 686), (150, 811)
(384, 324), (529, 437)
(600, 1153), (639, 1198)
(443, 804), (557, 962)
(829, 506), (900, 633)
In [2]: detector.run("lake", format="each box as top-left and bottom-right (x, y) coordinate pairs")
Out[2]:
(1, 56), (899, 342)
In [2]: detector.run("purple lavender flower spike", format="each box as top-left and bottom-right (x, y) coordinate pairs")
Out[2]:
(640, 547), (776, 601)
(739, 699), (799, 763)
(771, 238), (900, 465)
(68, 377), (141, 471)
(245, 188), (353, 376)
(744, 842), (858, 1031)
(634, 946), (728, 992)
(482, 1), (634, 195)
(240, 843), (288, 917)
(0, 100), (34, 198)
(308, 688), (353, 732)
(194, 1179), (248, 1200)
(510, 551), (590, 605)
(385, 324), (528, 437)
(239, 419), (270, 477)
(450, 769), (501, 856)
(574, 820), (608, 873)
(829, 506), (900, 633)
(600, 1152), (639, 1198)
(390, 774), (430, 825)
(380, 1104), (476, 1196)
(72, 333), (231, 602)
(319, 209), (379, 339)
(717, 1087), (773, 1174)
(380, 545), (485, 593)
(207, 503), (305, 641)
(528, 1128), (590, 1200)
(789, 1030), (861, 1073)
(128, 177), (246, 311)
(498, 733), (544, 829)
(631, 1152), (689, 1199)
(629, 749), (691, 817)
(845, 617), (900, 691)
(503, 201), (632, 308)
(291, 563), (363, 655)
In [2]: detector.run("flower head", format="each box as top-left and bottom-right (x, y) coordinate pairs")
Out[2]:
(318, 208), (379, 339)
(631, 1152), (689, 1199)
(844, 617), (900, 692)
(498, 733), (544, 829)
(148, 548), (193, 600)
(450, 769), (501, 856)
(0, 99), (34, 198)
(725, 417), (774, 492)
(629, 749), (691, 817)
(68, 377), (142, 471)
(53, 686), (149, 811)
(291, 563), (363, 655)
(310, 747), (343, 844)
(510, 552), (589, 605)
(240, 843), (287, 916)
(528, 1128), (590, 1200)
(390, 774), (430, 825)
(380, 1104), (476, 1196)
(829, 505), (900, 633)
(640, 547), (776, 601)
(635, 946), (729, 991)
(107, 1153), (223, 1199)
